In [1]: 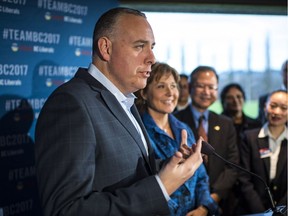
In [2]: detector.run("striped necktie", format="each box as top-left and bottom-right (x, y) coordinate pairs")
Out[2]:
(198, 115), (208, 141)
(198, 115), (209, 164)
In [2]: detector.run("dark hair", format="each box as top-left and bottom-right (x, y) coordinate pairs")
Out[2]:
(92, 7), (146, 56)
(180, 74), (189, 80)
(281, 59), (288, 72)
(135, 62), (180, 113)
(267, 89), (288, 103)
(189, 66), (219, 86)
(220, 83), (246, 107)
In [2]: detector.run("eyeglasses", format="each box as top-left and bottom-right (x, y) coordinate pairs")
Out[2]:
(194, 83), (218, 91)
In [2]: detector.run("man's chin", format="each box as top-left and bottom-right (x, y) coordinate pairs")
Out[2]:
(193, 103), (211, 111)
(138, 82), (148, 90)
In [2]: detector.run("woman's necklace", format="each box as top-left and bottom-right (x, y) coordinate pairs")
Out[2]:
(158, 121), (175, 139)
(160, 123), (169, 133)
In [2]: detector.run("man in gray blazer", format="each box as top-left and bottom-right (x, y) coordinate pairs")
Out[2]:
(35, 7), (203, 216)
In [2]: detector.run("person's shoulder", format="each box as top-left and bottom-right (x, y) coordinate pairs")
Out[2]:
(58, 68), (103, 93)
(172, 115), (189, 128)
(244, 114), (262, 127)
(44, 68), (102, 104)
(173, 105), (190, 118)
(170, 114), (194, 133)
(243, 127), (261, 137)
(209, 110), (232, 122)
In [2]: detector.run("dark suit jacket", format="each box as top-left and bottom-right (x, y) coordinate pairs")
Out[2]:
(175, 106), (239, 200)
(258, 93), (269, 124)
(240, 128), (287, 213)
(222, 111), (262, 148)
(35, 68), (170, 216)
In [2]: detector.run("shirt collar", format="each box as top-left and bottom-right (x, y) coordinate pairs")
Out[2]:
(258, 122), (288, 141)
(258, 123), (270, 138)
(190, 104), (209, 121)
(88, 63), (135, 109)
(122, 96), (136, 110)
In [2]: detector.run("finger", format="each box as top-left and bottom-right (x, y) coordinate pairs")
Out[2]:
(182, 144), (191, 151)
(179, 149), (190, 159)
(184, 138), (203, 165)
(180, 143), (190, 156)
(192, 136), (203, 153)
(170, 151), (184, 165)
(181, 129), (188, 146)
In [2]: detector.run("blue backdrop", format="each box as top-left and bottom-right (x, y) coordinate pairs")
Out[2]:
(0, 0), (118, 215)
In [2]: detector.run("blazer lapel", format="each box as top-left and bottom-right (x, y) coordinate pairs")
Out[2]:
(183, 107), (197, 138)
(257, 137), (270, 179)
(208, 113), (220, 146)
(75, 69), (153, 172)
(275, 139), (287, 179)
(101, 91), (152, 171)
(131, 105), (154, 172)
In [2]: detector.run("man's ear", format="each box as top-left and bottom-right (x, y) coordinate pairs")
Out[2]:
(98, 37), (111, 61)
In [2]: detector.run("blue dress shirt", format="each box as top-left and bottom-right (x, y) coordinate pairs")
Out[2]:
(141, 112), (219, 216)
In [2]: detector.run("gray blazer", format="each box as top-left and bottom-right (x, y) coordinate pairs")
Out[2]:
(35, 68), (169, 216)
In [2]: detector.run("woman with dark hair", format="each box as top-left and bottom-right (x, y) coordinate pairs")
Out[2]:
(220, 83), (262, 148)
(136, 62), (219, 216)
(240, 89), (287, 214)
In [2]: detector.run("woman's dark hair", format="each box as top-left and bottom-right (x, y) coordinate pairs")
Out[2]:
(267, 89), (288, 103)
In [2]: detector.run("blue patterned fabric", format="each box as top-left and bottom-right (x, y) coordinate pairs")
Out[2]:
(141, 112), (219, 216)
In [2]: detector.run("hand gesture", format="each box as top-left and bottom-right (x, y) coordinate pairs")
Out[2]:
(158, 129), (203, 195)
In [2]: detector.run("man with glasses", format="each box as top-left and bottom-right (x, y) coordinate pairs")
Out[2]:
(174, 66), (239, 216)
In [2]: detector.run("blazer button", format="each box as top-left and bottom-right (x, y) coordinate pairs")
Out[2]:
(273, 185), (277, 191)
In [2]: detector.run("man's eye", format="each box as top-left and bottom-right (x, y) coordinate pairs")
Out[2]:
(136, 44), (144, 49)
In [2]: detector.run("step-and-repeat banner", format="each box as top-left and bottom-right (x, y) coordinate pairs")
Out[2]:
(0, 0), (118, 215)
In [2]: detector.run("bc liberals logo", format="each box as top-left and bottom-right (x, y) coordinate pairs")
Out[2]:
(44, 12), (83, 24)
(45, 78), (69, 87)
(75, 48), (91, 57)
(11, 43), (33, 52)
(11, 43), (19, 52)
(11, 43), (54, 53)
(44, 12), (52, 20)
(46, 78), (53, 87)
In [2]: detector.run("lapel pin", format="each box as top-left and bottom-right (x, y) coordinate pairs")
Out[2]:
(214, 125), (220, 131)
